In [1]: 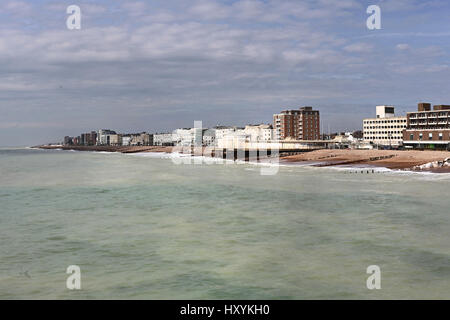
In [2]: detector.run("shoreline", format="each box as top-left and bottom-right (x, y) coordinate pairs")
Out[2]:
(35, 145), (173, 154)
(281, 149), (450, 173)
(35, 145), (450, 173)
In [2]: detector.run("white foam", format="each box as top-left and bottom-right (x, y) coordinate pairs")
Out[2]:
(121, 151), (450, 179)
(93, 151), (117, 154)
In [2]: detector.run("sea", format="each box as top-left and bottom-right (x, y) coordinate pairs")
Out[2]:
(0, 147), (449, 299)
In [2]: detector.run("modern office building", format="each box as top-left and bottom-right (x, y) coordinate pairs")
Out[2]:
(273, 106), (320, 140)
(403, 103), (450, 149)
(363, 106), (407, 147)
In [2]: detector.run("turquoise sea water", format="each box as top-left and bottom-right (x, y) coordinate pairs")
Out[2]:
(0, 147), (449, 299)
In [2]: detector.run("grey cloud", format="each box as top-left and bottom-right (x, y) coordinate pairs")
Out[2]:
(343, 42), (374, 53)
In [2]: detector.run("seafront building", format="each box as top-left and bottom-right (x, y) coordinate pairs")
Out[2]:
(202, 129), (216, 146)
(97, 129), (118, 146)
(362, 106), (407, 148)
(216, 128), (248, 149)
(81, 131), (97, 146)
(64, 136), (73, 145)
(63, 130), (152, 146)
(59, 103), (450, 151)
(64, 131), (97, 146)
(121, 133), (153, 146)
(244, 124), (274, 142)
(403, 103), (450, 150)
(153, 133), (174, 146)
(273, 106), (320, 140)
(173, 128), (203, 147)
(108, 134), (121, 146)
(122, 135), (132, 146)
(214, 126), (243, 141)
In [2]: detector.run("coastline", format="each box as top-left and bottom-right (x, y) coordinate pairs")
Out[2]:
(281, 149), (450, 173)
(35, 145), (450, 173)
(35, 145), (173, 154)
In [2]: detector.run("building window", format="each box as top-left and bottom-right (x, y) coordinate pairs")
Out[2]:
(429, 133), (433, 140)
(439, 133), (443, 140)
(410, 134), (413, 140)
(419, 133), (423, 140)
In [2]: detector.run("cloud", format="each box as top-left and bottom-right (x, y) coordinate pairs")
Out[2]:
(0, 122), (65, 129)
(396, 43), (410, 50)
(378, 0), (448, 12)
(425, 64), (449, 72)
(2, 1), (32, 14)
(189, 0), (230, 20)
(0, 18), (346, 67)
(343, 43), (374, 53)
(121, 1), (148, 17)
(83, 4), (107, 15)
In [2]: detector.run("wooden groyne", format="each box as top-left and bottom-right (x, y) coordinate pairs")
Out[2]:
(313, 154), (396, 167)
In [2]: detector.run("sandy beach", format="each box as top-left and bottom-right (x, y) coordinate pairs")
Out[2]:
(281, 149), (450, 172)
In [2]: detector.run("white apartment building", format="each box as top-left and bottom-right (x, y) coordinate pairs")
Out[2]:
(153, 133), (174, 146)
(128, 133), (152, 146)
(363, 106), (407, 147)
(214, 126), (248, 149)
(97, 129), (117, 146)
(214, 127), (241, 141)
(172, 128), (203, 146)
(244, 124), (274, 142)
(122, 136), (132, 146)
(108, 134), (121, 146)
(202, 129), (216, 146)
(216, 132), (249, 149)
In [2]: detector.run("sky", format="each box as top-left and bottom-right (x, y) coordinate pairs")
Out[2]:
(0, 0), (449, 146)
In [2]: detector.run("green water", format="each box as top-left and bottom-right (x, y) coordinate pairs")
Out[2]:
(0, 148), (449, 299)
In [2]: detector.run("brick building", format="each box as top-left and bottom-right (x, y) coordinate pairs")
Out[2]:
(403, 103), (450, 150)
(273, 106), (320, 140)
